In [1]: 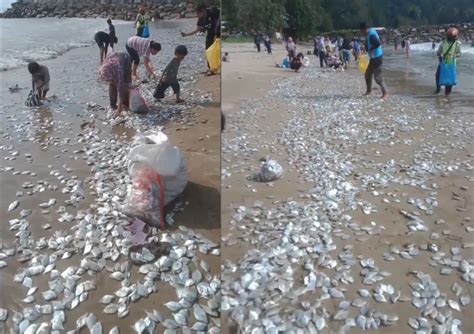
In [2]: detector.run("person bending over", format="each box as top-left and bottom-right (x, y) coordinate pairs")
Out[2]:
(126, 36), (161, 81)
(28, 61), (50, 99)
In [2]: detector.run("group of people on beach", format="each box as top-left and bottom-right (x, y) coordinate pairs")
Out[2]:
(25, 5), (220, 120)
(277, 21), (462, 99)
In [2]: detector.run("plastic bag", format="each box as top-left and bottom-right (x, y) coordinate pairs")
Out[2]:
(439, 61), (457, 86)
(129, 87), (148, 113)
(358, 54), (369, 74)
(282, 58), (290, 68)
(122, 165), (165, 229)
(302, 57), (310, 67)
(251, 159), (284, 182)
(142, 24), (150, 38)
(206, 38), (221, 73)
(127, 131), (188, 204)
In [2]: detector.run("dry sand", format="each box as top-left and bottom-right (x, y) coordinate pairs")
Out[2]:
(221, 42), (473, 333)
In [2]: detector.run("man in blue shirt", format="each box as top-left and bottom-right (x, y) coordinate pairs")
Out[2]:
(359, 22), (388, 99)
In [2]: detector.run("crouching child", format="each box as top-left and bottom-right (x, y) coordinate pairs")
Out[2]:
(153, 45), (187, 103)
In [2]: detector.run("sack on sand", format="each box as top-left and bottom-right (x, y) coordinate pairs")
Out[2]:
(25, 90), (42, 107)
(127, 131), (188, 205)
(439, 61), (457, 86)
(250, 159), (284, 182)
(206, 38), (221, 73)
(129, 87), (148, 113)
(358, 54), (369, 74)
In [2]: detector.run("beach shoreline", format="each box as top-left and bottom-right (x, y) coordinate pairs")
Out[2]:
(221, 42), (473, 333)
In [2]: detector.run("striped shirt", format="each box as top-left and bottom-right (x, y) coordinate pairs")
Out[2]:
(126, 36), (151, 59)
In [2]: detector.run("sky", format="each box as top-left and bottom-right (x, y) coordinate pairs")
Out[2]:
(0, 0), (15, 13)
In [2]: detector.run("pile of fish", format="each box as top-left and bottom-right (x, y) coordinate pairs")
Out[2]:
(1, 23), (220, 333)
(222, 62), (473, 332)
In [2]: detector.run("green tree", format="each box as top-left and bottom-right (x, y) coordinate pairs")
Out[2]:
(232, 0), (287, 33)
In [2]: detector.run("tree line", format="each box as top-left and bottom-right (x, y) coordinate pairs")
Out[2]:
(222, 0), (474, 38)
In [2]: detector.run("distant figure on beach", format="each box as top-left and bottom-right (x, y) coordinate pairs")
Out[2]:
(135, 7), (146, 37)
(28, 61), (50, 100)
(180, 5), (220, 74)
(107, 19), (116, 49)
(327, 50), (342, 69)
(353, 38), (361, 61)
(359, 22), (388, 99)
(253, 31), (261, 52)
(222, 52), (229, 62)
(153, 45), (187, 103)
(94, 31), (113, 64)
(98, 52), (132, 117)
(286, 37), (296, 61)
(401, 39), (405, 50)
(318, 37), (327, 67)
(405, 38), (411, 57)
(264, 35), (272, 54)
(432, 40), (436, 52)
(394, 38), (398, 50)
(435, 28), (461, 96)
(341, 37), (352, 69)
(125, 36), (161, 81)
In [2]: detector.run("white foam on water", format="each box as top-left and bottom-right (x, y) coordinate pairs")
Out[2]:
(411, 42), (474, 54)
(0, 18), (130, 71)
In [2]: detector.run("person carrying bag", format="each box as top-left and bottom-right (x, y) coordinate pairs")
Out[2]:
(435, 27), (461, 95)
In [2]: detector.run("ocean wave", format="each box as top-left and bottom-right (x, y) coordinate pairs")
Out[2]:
(0, 41), (93, 71)
(410, 42), (474, 54)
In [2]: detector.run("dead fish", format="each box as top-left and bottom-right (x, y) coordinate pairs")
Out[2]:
(0, 308), (8, 321)
(8, 200), (19, 212)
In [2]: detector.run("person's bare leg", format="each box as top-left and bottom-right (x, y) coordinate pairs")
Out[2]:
(132, 63), (139, 81)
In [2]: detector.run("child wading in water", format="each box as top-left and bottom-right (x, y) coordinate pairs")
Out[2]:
(153, 45), (187, 103)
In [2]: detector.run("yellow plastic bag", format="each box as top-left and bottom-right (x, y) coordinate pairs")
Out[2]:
(358, 54), (369, 74)
(206, 38), (221, 73)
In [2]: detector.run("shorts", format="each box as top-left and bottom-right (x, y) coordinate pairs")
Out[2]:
(126, 44), (140, 65)
(153, 81), (180, 99)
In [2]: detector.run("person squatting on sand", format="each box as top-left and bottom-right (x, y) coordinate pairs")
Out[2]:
(359, 22), (388, 99)
(28, 61), (50, 100)
(153, 45), (188, 103)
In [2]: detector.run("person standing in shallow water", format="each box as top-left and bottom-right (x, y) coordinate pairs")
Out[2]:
(435, 28), (461, 96)
(359, 22), (387, 99)
(135, 7), (146, 37)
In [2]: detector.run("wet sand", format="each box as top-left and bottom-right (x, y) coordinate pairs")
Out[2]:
(221, 43), (473, 333)
(0, 19), (220, 332)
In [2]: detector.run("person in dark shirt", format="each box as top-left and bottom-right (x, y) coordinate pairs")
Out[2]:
(94, 31), (112, 64)
(181, 5), (219, 74)
(181, 5), (219, 50)
(107, 19), (117, 50)
(359, 22), (387, 99)
(341, 37), (353, 69)
(153, 45), (187, 103)
(28, 61), (50, 99)
(254, 31), (261, 52)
